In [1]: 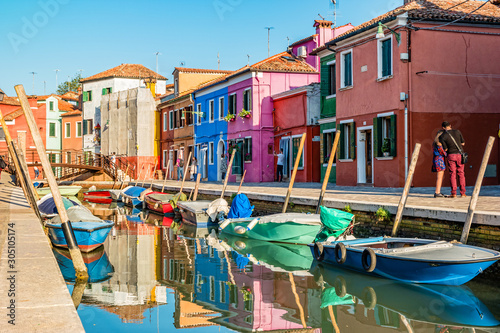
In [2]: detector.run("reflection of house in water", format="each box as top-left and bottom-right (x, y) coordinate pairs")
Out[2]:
(81, 221), (166, 324)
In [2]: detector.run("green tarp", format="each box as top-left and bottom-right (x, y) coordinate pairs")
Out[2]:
(314, 206), (354, 243)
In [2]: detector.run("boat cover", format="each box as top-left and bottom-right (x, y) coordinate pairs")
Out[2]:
(170, 192), (187, 209)
(146, 193), (175, 202)
(314, 206), (355, 243)
(321, 287), (355, 308)
(139, 188), (154, 201)
(253, 213), (321, 225)
(48, 206), (102, 224)
(206, 198), (229, 220)
(123, 186), (146, 198)
(227, 194), (254, 219)
(37, 194), (79, 216)
(177, 200), (211, 213)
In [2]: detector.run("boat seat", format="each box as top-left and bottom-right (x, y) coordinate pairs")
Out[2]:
(377, 241), (453, 254)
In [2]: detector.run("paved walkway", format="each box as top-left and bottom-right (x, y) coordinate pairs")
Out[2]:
(0, 173), (84, 332)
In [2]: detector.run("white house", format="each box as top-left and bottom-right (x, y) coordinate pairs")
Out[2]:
(80, 64), (167, 153)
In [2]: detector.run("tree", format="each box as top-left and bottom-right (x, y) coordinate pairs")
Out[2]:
(56, 73), (82, 95)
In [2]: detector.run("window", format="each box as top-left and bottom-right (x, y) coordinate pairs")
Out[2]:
(219, 97), (224, 120)
(163, 112), (167, 131)
(66, 152), (71, 163)
(187, 105), (193, 126)
(374, 114), (397, 157)
(180, 109), (185, 128)
(163, 150), (168, 168)
(196, 104), (201, 125)
(87, 119), (93, 135)
(209, 100), (214, 122)
(82, 90), (92, 102)
(0, 128), (5, 141)
(329, 62), (336, 96)
(338, 122), (356, 160)
(169, 111), (174, 130)
(76, 122), (82, 137)
(322, 130), (337, 164)
(102, 87), (112, 95)
(49, 101), (54, 111)
(341, 50), (353, 88)
(378, 37), (392, 78)
(243, 89), (251, 111)
(228, 94), (236, 115)
(292, 136), (304, 169)
(49, 122), (56, 137)
(244, 137), (252, 162)
(209, 142), (214, 164)
(173, 109), (178, 129)
(65, 122), (70, 138)
(174, 78), (178, 95)
(219, 281), (226, 303)
(210, 276), (215, 301)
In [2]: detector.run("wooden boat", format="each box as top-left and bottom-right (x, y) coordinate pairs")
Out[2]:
(310, 262), (500, 328)
(120, 186), (147, 207)
(310, 237), (500, 285)
(52, 246), (114, 283)
(36, 185), (82, 196)
(45, 206), (114, 252)
(177, 200), (214, 225)
(143, 192), (175, 214)
(83, 196), (113, 204)
(37, 194), (79, 218)
(83, 189), (122, 202)
(220, 213), (322, 244)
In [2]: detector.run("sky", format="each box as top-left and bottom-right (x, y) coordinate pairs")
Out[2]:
(0, 0), (402, 96)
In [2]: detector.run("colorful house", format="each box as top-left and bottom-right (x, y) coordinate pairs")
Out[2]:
(61, 110), (83, 162)
(325, 0), (500, 187)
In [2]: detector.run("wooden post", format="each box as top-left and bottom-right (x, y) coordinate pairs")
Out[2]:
(141, 163), (150, 188)
(316, 131), (340, 214)
(461, 136), (495, 243)
(237, 170), (247, 194)
(220, 150), (236, 199)
(149, 157), (158, 189)
(187, 189), (193, 201)
(15, 85), (88, 278)
(179, 151), (192, 194)
(193, 173), (201, 201)
(119, 165), (129, 190)
(283, 133), (306, 213)
(392, 143), (421, 237)
(136, 165), (145, 186)
(161, 161), (170, 193)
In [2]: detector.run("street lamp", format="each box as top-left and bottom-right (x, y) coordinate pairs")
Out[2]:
(376, 22), (401, 46)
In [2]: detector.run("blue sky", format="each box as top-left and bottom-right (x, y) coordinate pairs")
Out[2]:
(0, 0), (400, 96)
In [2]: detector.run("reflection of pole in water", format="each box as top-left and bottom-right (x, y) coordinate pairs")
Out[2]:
(289, 272), (306, 328)
(183, 238), (192, 266)
(72, 277), (88, 309)
(328, 305), (340, 333)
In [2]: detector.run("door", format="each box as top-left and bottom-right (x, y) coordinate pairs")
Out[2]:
(232, 140), (244, 175)
(357, 127), (373, 184)
(279, 137), (290, 177)
(217, 140), (225, 181)
(365, 130), (372, 183)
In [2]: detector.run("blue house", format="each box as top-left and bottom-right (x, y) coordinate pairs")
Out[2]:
(193, 85), (229, 181)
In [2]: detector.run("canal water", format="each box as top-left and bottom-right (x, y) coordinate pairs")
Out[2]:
(54, 197), (500, 333)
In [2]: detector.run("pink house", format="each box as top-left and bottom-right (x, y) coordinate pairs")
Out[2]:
(329, 0), (500, 187)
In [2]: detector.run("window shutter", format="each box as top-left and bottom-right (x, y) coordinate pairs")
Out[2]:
(320, 64), (330, 96)
(373, 117), (382, 157)
(382, 39), (392, 77)
(102, 88), (107, 95)
(349, 122), (356, 160)
(109, 87), (112, 94)
(338, 124), (345, 159)
(83, 120), (88, 135)
(344, 53), (352, 87)
(390, 114), (397, 157)
(82, 92), (88, 102)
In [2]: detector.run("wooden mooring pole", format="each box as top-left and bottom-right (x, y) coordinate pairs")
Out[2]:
(316, 131), (340, 214)
(161, 161), (170, 193)
(283, 133), (306, 213)
(237, 170), (247, 195)
(392, 143), (421, 237)
(193, 173), (201, 201)
(119, 165), (129, 190)
(179, 151), (192, 194)
(15, 85), (88, 279)
(149, 157), (158, 189)
(221, 150), (236, 199)
(461, 136), (495, 244)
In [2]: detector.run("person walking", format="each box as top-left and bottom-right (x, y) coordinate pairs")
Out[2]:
(34, 163), (40, 180)
(0, 155), (6, 176)
(220, 153), (228, 181)
(176, 156), (184, 181)
(274, 148), (285, 182)
(432, 131), (447, 198)
(190, 156), (197, 181)
(439, 121), (466, 198)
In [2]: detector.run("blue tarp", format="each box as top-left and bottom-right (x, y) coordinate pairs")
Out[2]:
(123, 186), (145, 198)
(227, 194), (254, 219)
(38, 196), (78, 215)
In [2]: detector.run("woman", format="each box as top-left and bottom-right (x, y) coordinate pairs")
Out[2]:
(432, 130), (447, 198)
(176, 157), (184, 181)
(220, 153), (228, 181)
(190, 157), (197, 181)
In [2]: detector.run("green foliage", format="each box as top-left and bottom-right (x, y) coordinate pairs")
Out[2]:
(56, 73), (82, 95)
(238, 109), (251, 118)
(382, 138), (391, 153)
(224, 113), (236, 122)
(288, 201), (295, 209)
(344, 205), (352, 213)
(375, 206), (391, 222)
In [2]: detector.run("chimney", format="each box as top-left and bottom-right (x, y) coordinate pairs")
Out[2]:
(314, 20), (333, 47)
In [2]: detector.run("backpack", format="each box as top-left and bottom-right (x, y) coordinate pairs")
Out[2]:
(178, 159), (184, 167)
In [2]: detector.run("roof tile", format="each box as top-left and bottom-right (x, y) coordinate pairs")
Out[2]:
(81, 64), (167, 83)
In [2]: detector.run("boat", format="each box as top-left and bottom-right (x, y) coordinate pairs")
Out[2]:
(177, 199), (228, 226)
(45, 206), (114, 252)
(310, 236), (500, 285)
(120, 186), (148, 207)
(36, 185), (82, 196)
(310, 261), (500, 329)
(144, 192), (186, 214)
(52, 246), (114, 283)
(83, 189), (122, 202)
(83, 196), (113, 204)
(37, 194), (80, 218)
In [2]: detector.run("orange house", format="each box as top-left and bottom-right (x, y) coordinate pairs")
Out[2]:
(61, 110), (83, 163)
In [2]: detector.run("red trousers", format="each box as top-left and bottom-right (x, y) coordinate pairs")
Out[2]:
(447, 153), (466, 196)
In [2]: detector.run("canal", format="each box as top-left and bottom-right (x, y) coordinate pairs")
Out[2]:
(54, 196), (500, 333)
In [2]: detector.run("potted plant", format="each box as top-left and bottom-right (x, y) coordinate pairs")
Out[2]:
(238, 109), (251, 119)
(224, 113), (236, 122)
(382, 138), (391, 157)
(244, 152), (251, 162)
(240, 286), (253, 301)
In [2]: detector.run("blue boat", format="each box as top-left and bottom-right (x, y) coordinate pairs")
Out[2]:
(52, 246), (114, 283)
(310, 237), (500, 285)
(310, 261), (500, 329)
(37, 194), (79, 218)
(46, 206), (114, 252)
(121, 186), (148, 207)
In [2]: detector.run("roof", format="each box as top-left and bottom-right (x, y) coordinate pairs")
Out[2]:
(173, 67), (233, 75)
(60, 110), (82, 117)
(0, 96), (21, 106)
(330, 0), (500, 45)
(58, 99), (78, 112)
(61, 91), (79, 101)
(289, 34), (317, 48)
(80, 64), (167, 83)
(3, 107), (23, 121)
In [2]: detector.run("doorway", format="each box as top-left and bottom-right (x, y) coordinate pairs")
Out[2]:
(217, 140), (225, 181)
(357, 126), (373, 184)
(279, 137), (290, 178)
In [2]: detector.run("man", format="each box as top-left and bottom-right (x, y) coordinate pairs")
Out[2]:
(274, 148), (285, 182)
(439, 121), (466, 198)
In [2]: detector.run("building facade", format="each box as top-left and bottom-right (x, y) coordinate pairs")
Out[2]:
(61, 110), (83, 162)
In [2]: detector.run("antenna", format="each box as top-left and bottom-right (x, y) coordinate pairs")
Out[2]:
(30, 72), (37, 95)
(180, 61), (185, 67)
(264, 27), (274, 57)
(285, 36), (290, 48)
(217, 52), (220, 70)
(318, 13), (325, 20)
(332, 0), (337, 28)
(43, 81), (46, 95)
(54, 69), (60, 91)
(247, 54), (250, 66)
(155, 51), (161, 74)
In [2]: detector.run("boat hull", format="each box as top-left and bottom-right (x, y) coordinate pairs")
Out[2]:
(144, 192), (174, 214)
(310, 237), (500, 285)
(46, 221), (114, 252)
(37, 185), (82, 196)
(52, 246), (114, 283)
(177, 201), (214, 226)
(84, 190), (112, 198)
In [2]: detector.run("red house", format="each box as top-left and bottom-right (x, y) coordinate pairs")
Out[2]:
(329, 0), (500, 187)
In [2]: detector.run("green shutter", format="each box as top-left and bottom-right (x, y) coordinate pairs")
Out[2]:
(88, 91), (92, 101)
(390, 114), (397, 157)
(102, 88), (107, 95)
(373, 117), (382, 157)
(83, 120), (88, 135)
(349, 122), (356, 160)
(382, 39), (392, 77)
(320, 63), (331, 96)
(344, 53), (352, 87)
(338, 124), (345, 159)
(82, 91), (88, 102)
(109, 87), (112, 94)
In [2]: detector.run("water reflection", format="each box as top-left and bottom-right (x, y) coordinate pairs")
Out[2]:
(52, 200), (500, 332)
